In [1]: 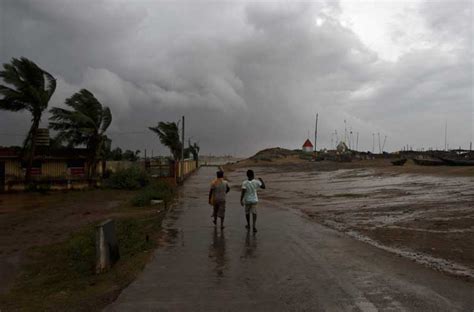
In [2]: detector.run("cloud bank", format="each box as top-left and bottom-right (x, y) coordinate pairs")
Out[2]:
(0, 0), (472, 155)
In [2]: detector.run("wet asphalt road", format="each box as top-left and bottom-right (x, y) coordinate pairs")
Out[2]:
(106, 167), (474, 311)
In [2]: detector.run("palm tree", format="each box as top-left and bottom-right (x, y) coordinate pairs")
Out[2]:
(188, 140), (200, 161)
(49, 89), (112, 178)
(149, 122), (182, 160)
(0, 57), (56, 182)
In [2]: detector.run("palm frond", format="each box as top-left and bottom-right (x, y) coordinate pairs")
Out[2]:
(49, 89), (112, 165)
(100, 107), (112, 133)
(149, 121), (182, 159)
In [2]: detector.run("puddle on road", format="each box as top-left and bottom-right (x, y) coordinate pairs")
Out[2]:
(208, 228), (227, 278)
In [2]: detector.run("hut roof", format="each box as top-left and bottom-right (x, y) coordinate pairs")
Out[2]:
(302, 139), (313, 148)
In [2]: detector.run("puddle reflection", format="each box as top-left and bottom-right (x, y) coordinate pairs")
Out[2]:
(209, 228), (227, 277)
(242, 231), (258, 259)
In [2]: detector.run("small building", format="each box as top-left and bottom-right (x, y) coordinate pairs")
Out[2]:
(0, 146), (100, 192)
(336, 141), (349, 154)
(302, 139), (314, 153)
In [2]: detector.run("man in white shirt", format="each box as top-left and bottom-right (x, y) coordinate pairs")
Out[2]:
(240, 169), (266, 232)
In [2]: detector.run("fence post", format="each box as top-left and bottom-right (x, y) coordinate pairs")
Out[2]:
(96, 219), (120, 273)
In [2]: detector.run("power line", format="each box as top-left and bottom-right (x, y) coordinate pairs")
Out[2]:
(108, 131), (150, 135)
(0, 131), (151, 136)
(0, 133), (27, 137)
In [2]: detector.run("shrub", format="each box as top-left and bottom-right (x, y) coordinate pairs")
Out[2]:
(131, 180), (175, 207)
(106, 166), (150, 190)
(25, 182), (52, 194)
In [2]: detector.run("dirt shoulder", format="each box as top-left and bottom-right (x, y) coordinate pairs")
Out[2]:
(227, 160), (474, 281)
(0, 188), (174, 311)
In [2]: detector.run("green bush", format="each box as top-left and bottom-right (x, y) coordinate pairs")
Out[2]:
(106, 166), (150, 190)
(131, 180), (175, 207)
(25, 182), (52, 194)
(65, 226), (96, 277)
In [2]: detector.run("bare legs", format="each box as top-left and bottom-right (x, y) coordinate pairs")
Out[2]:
(245, 213), (257, 232)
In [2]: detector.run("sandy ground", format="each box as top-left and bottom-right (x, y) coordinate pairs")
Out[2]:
(0, 190), (136, 295)
(106, 167), (474, 311)
(226, 159), (474, 280)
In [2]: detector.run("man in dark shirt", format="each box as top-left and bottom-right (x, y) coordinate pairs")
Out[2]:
(209, 170), (230, 229)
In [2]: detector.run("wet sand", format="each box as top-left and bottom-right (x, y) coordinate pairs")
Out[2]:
(230, 161), (474, 280)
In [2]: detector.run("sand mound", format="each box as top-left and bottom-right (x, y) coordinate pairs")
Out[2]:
(250, 147), (302, 161)
(223, 147), (307, 171)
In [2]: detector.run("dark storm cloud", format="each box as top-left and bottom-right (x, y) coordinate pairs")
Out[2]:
(0, 0), (472, 155)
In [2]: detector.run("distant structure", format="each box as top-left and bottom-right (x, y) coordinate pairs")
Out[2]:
(337, 141), (349, 153)
(302, 139), (314, 152)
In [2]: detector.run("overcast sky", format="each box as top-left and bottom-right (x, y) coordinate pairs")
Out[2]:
(0, 0), (472, 156)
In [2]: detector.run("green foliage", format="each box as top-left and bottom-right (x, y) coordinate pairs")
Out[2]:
(187, 141), (200, 161)
(105, 147), (123, 160)
(1, 216), (161, 311)
(25, 182), (52, 194)
(49, 89), (112, 177)
(122, 149), (140, 162)
(0, 57), (56, 122)
(149, 121), (182, 160)
(100, 136), (112, 159)
(105, 148), (140, 161)
(106, 166), (150, 190)
(0, 57), (56, 180)
(65, 226), (96, 277)
(116, 219), (155, 257)
(131, 180), (175, 207)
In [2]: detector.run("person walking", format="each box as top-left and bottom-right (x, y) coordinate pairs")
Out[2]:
(240, 169), (266, 232)
(209, 170), (230, 229)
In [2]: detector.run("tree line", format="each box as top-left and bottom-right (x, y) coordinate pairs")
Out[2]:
(0, 57), (199, 181)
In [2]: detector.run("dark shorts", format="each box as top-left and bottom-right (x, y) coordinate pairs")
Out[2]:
(213, 201), (226, 218)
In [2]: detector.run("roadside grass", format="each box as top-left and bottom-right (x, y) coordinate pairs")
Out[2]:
(0, 174), (176, 312)
(131, 180), (175, 207)
(105, 166), (150, 190)
(0, 207), (166, 311)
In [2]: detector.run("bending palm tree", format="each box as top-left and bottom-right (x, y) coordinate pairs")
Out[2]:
(0, 57), (56, 182)
(49, 89), (112, 179)
(149, 122), (182, 160)
(188, 141), (200, 161)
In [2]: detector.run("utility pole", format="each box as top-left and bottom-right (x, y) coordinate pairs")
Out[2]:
(314, 113), (318, 152)
(444, 120), (448, 151)
(356, 132), (359, 151)
(378, 132), (381, 154)
(349, 130), (353, 150)
(181, 115), (185, 182)
(372, 133), (375, 153)
(382, 135), (387, 152)
(344, 120), (347, 144)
